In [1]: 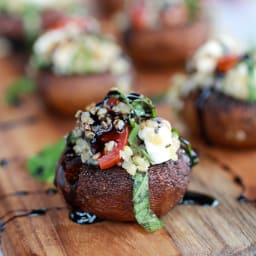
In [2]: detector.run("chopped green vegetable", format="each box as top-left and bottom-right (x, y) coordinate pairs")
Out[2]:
(5, 77), (35, 105)
(27, 139), (65, 183)
(180, 136), (199, 167)
(128, 116), (152, 162)
(128, 121), (140, 145)
(139, 147), (152, 162)
(69, 45), (94, 75)
(171, 128), (180, 137)
(133, 172), (164, 232)
(131, 98), (157, 120)
(106, 90), (157, 120)
(184, 0), (200, 20)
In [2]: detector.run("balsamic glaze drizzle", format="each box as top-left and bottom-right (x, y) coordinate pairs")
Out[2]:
(0, 188), (58, 200)
(0, 159), (8, 168)
(180, 137), (199, 167)
(195, 88), (213, 146)
(0, 207), (66, 234)
(0, 115), (38, 131)
(69, 211), (102, 225)
(233, 176), (256, 203)
(205, 154), (256, 204)
(181, 191), (219, 207)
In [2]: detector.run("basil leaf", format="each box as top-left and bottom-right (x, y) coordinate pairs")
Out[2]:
(133, 172), (164, 232)
(5, 77), (35, 105)
(27, 139), (65, 183)
(131, 98), (157, 119)
(128, 122), (140, 145)
(179, 136), (199, 167)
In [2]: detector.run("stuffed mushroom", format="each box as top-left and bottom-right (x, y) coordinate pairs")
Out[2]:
(32, 18), (133, 115)
(55, 89), (198, 231)
(122, 0), (209, 67)
(168, 36), (256, 148)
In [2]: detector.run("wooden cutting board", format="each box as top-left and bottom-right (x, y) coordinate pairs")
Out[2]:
(0, 56), (256, 256)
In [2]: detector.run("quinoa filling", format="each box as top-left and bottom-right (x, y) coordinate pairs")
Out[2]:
(67, 89), (180, 175)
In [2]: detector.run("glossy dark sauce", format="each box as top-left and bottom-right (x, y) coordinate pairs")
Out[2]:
(195, 88), (213, 145)
(0, 159), (9, 168)
(0, 207), (66, 234)
(206, 154), (256, 204)
(69, 211), (102, 225)
(0, 188), (58, 200)
(181, 191), (219, 207)
(233, 176), (256, 203)
(180, 137), (199, 167)
(0, 115), (38, 131)
(0, 186), (65, 234)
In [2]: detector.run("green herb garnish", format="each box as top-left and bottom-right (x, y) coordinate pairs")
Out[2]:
(247, 59), (256, 102)
(5, 77), (35, 105)
(180, 136), (199, 167)
(128, 121), (140, 145)
(184, 0), (200, 21)
(133, 172), (164, 232)
(131, 98), (157, 120)
(27, 139), (65, 183)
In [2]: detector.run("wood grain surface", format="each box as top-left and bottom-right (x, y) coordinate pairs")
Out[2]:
(0, 54), (256, 256)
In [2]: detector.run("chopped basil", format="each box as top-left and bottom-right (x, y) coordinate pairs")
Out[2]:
(27, 139), (65, 183)
(184, 0), (200, 21)
(131, 98), (157, 120)
(133, 172), (164, 232)
(5, 77), (35, 106)
(128, 114), (152, 162)
(69, 45), (94, 74)
(105, 90), (157, 120)
(171, 127), (180, 137)
(128, 121), (140, 145)
(139, 147), (152, 162)
(247, 60), (256, 102)
(179, 136), (199, 167)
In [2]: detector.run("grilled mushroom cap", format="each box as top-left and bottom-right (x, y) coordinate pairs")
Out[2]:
(37, 68), (133, 116)
(182, 89), (256, 148)
(55, 148), (191, 221)
(123, 19), (209, 67)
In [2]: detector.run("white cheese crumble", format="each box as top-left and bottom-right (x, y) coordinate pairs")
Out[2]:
(33, 24), (130, 76)
(0, 0), (74, 14)
(218, 62), (256, 101)
(138, 118), (180, 164)
(168, 35), (256, 105)
(188, 35), (243, 89)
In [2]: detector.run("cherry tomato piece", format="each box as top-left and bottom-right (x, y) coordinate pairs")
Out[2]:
(98, 126), (128, 170)
(216, 55), (240, 73)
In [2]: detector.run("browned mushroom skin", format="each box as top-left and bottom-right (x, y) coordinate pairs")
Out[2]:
(37, 67), (134, 116)
(55, 148), (191, 221)
(123, 19), (209, 67)
(95, 0), (124, 17)
(0, 9), (64, 43)
(182, 89), (256, 148)
(0, 15), (25, 41)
